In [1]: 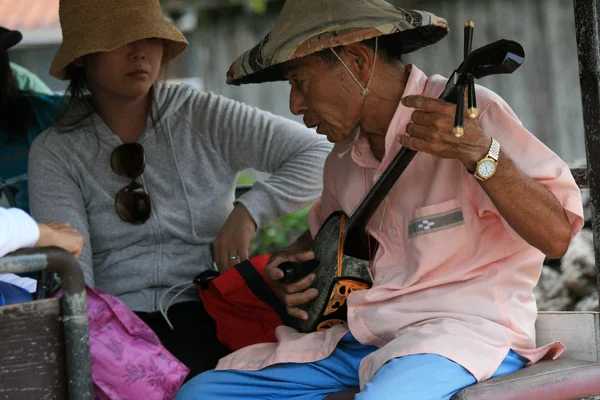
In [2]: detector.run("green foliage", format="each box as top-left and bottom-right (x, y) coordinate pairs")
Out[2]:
(250, 207), (310, 256)
(228, 0), (268, 14)
(237, 173), (255, 185)
(237, 172), (310, 256)
(247, 0), (268, 14)
(162, 0), (269, 15)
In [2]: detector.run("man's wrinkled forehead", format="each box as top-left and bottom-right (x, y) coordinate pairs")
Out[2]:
(282, 56), (320, 79)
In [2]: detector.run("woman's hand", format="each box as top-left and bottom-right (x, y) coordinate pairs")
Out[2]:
(36, 222), (84, 259)
(213, 204), (257, 273)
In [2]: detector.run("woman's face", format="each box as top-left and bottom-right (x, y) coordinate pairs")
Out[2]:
(81, 38), (164, 101)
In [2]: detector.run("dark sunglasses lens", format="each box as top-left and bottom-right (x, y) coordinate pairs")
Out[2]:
(115, 182), (151, 224)
(111, 143), (145, 178)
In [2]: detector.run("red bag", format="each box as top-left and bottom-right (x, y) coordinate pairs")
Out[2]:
(195, 255), (297, 351)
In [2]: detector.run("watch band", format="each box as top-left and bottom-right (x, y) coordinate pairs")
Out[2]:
(488, 137), (500, 161)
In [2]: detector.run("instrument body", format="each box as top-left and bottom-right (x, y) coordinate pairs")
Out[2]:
(296, 212), (371, 332)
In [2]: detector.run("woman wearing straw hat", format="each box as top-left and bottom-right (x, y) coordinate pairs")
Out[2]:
(27, 0), (332, 380)
(176, 0), (582, 399)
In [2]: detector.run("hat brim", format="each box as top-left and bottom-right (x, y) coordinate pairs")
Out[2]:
(226, 4), (449, 86)
(50, 14), (188, 80)
(0, 27), (23, 51)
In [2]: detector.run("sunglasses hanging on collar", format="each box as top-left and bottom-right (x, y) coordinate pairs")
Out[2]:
(110, 143), (152, 224)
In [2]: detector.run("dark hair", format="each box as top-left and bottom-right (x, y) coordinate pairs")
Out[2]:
(0, 50), (34, 139)
(54, 64), (93, 133)
(55, 63), (165, 134)
(317, 35), (404, 67)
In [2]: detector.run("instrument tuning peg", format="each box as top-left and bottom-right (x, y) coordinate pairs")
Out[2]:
(464, 20), (478, 120)
(467, 77), (478, 119)
(453, 88), (465, 138)
(464, 20), (474, 60)
(454, 20), (477, 138)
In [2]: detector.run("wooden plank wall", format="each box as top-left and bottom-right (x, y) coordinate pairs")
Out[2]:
(178, 0), (586, 163)
(9, 0), (587, 163)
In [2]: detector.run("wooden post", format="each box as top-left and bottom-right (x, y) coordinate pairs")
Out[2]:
(574, 0), (600, 314)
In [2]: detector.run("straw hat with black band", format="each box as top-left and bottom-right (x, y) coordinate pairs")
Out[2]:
(0, 27), (23, 52)
(226, 0), (449, 86)
(50, 0), (189, 80)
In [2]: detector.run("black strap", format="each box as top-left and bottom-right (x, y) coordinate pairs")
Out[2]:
(235, 260), (299, 329)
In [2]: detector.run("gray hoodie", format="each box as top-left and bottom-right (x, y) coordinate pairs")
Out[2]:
(28, 83), (332, 312)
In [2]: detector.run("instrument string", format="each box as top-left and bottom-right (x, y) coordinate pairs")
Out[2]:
(337, 215), (346, 277)
(364, 168), (389, 282)
(365, 169), (375, 280)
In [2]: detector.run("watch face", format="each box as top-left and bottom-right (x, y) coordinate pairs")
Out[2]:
(477, 159), (496, 178)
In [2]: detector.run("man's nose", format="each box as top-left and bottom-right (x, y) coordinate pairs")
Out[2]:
(289, 87), (307, 116)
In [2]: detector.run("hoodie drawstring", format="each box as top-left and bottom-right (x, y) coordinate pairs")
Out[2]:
(165, 118), (197, 237)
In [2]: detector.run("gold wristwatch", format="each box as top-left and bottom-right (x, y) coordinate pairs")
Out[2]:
(474, 137), (500, 181)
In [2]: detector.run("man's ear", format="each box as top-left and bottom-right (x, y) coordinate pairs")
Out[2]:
(341, 42), (375, 79)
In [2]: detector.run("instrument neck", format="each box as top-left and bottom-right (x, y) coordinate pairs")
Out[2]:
(345, 147), (417, 235)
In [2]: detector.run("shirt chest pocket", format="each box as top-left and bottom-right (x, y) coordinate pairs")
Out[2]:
(405, 199), (468, 283)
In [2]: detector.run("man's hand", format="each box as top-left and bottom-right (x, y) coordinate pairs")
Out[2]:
(397, 95), (491, 172)
(36, 222), (84, 259)
(265, 250), (319, 320)
(214, 204), (257, 273)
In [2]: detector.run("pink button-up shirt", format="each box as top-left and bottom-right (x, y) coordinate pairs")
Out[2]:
(216, 65), (584, 387)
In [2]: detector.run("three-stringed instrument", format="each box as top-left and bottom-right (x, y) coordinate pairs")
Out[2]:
(279, 23), (526, 333)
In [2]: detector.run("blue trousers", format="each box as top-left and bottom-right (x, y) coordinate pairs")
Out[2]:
(176, 332), (527, 400)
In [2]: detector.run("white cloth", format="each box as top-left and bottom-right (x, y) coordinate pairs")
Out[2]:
(0, 273), (37, 293)
(0, 207), (40, 257)
(0, 208), (40, 292)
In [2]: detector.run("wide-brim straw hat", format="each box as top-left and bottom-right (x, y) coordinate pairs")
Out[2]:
(227, 0), (449, 85)
(0, 27), (23, 51)
(50, 0), (189, 80)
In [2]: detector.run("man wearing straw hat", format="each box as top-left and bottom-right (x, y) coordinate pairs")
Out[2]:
(177, 1), (583, 399)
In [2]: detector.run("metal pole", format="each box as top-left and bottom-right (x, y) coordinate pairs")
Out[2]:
(573, 0), (600, 313)
(0, 248), (92, 399)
